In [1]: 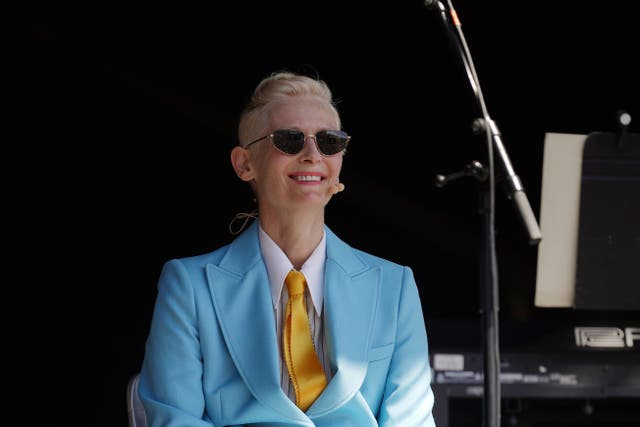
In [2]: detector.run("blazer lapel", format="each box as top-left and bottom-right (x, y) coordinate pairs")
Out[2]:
(205, 221), (309, 423)
(307, 227), (381, 416)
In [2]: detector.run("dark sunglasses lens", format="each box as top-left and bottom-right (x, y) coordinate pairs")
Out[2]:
(272, 129), (306, 154)
(316, 130), (349, 155)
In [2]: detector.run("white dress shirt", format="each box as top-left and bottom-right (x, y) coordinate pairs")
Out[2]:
(258, 223), (333, 403)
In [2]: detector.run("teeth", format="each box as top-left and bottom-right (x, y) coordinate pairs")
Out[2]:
(293, 175), (321, 182)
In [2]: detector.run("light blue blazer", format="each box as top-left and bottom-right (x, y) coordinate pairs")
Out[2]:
(139, 221), (436, 426)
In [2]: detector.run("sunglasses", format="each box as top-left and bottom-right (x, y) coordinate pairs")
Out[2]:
(244, 129), (350, 156)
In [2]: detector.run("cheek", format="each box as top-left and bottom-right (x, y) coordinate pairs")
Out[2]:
(254, 155), (288, 183)
(331, 156), (344, 175)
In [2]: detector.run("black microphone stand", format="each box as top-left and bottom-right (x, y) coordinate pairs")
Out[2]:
(426, 1), (542, 427)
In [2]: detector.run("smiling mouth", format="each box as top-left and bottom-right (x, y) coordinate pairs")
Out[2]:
(290, 175), (323, 182)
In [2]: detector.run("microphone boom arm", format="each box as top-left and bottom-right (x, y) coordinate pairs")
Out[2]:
(429, 0), (542, 245)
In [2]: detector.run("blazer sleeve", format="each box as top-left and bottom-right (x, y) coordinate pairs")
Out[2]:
(138, 259), (216, 427)
(377, 266), (436, 427)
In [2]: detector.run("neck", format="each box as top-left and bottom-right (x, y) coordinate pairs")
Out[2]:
(259, 210), (325, 269)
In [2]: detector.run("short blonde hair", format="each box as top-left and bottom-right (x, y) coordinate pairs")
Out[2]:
(237, 71), (341, 146)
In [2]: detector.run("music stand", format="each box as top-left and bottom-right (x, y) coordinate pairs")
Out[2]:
(535, 131), (640, 309)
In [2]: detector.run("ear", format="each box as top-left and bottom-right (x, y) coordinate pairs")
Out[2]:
(230, 146), (255, 182)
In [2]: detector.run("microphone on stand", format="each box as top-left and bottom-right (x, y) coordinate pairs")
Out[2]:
(472, 118), (542, 244)
(426, 0), (542, 245)
(423, 2), (545, 427)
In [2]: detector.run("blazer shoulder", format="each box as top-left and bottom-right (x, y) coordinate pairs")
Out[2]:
(326, 226), (408, 275)
(161, 221), (262, 277)
(165, 243), (232, 271)
(350, 246), (407, 273)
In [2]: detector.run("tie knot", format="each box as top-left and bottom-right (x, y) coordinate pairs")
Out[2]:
(285, 270), (306, 296)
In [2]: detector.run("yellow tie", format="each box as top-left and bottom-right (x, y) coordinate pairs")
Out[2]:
(283, 270), (327, 411)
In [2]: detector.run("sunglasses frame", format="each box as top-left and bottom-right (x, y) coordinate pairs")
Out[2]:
(244, 129), (350, 156)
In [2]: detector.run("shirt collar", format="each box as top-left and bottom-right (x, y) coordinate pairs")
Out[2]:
(258, 222), (325, 315)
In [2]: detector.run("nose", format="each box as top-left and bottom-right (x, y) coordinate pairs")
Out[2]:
(300, 135), (322, 162)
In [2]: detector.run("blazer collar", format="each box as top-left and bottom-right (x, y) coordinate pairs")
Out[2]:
(307, 227), (380, 416)
(206, 221), (380, 419)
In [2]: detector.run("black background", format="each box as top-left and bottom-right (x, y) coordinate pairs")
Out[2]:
(11, 1), (639, 425)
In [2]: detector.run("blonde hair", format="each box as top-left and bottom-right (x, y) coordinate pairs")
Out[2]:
(237, 71), (341, 146)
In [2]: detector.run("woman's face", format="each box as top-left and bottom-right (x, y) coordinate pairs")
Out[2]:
(243, 95), (344, 218)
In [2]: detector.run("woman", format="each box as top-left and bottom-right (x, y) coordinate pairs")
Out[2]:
(139, 71), (436, 426)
